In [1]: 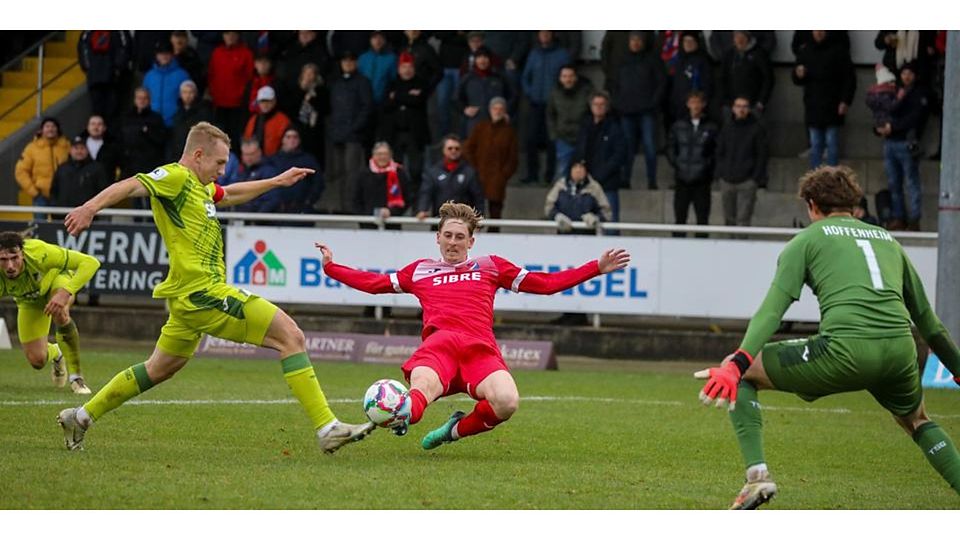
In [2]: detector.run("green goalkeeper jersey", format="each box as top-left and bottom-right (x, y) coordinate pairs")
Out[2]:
(135, 163), (225, 299)
(1, 238), (101, 304)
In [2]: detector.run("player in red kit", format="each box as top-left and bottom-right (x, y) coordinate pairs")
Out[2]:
(317, 202), (630, 450)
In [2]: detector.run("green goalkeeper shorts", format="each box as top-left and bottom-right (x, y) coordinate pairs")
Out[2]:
(761, 334), (922, 417)
(156, 283), (279, 358)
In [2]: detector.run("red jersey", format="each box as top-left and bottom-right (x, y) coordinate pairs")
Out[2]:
(323, 255), (600, 343)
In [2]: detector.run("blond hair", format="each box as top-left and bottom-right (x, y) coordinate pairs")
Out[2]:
(438, 201), (483, 235)
(183, 121), (231, 155)
(798, 165), (863, 214)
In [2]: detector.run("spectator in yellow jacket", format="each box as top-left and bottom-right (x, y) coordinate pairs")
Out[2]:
(15, 117), (70, 217)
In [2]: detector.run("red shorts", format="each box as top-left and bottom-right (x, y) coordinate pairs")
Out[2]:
(401, 330), (508, 399)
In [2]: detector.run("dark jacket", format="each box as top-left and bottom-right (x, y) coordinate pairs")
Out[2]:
(167, 100), (213, 161)
(277, 37), (330, 85)
(328, 71), (374, 144)
(379, 75), (431, 148)
(457, 67), (515, 134)
(544, 175), (613, 223)
(718, 40), (774, 106)
(80, 132), (124, 183)
(119, 106), (167, 178)
(350, 166), (412, 215)
(547, 77), (594, 144)
(222, 159), (279, 212)
(50, 157), (111, 207)
(600, 31), (631, 91)
(887, 83), (930, 141)
(521, 41), (571, 105)
(574, 115), (627, 191)
(670, 48), (713, 118)
(435, 31), (469, 70)
(401, 34), (442, 91)
(260, 149), (323, 212)
(792, 35), (856, 128)
(613, 48), (666, 114)
(667, 116), (719, 184)
(417, 160), (485, 216)
(715, 113), (768, 185)
(77, 31), (131, 85)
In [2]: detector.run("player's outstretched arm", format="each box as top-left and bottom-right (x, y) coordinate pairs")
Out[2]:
(315, 242), (403, 295)
(65, 177), (149, 236)
(218, 167), (314, 208)
(902, 255), (960, 385)
(512, 248), (630, 295)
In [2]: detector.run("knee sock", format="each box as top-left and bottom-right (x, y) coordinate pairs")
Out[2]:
(452, 399), (504, 440)
(729, 380), (766, 469)
(913, 422), (960, 494)
(83, 362), (155, 421)
(55, 320), (82, 380)
(281, 353), (336, 430)
(408, 389), (428, 425)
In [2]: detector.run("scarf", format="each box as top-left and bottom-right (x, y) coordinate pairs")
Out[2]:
(895, 30), (919, 68)
(443, 159), (460, 172)
(370, 158), (405, 208)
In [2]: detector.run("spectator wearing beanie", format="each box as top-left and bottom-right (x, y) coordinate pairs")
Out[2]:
(50, 135), (111, 208)
(142, 40), (191, 127)
(457, 46), (514, 138)
(379, 52), (431, 199)
(358, 31), (398, 105)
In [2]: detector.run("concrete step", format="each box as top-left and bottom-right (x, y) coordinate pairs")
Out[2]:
(2, 65), (84, 89)
(0, 88), (72, 121)
(21, 56), (77, 75)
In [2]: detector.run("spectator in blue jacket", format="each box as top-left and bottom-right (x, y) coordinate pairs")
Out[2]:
(142, 41), (190, 127)
(222, 138), (280, 212)
(262, 127), (324, 213)
(521, 31), (571, 185)
(358, 31), (398, 105)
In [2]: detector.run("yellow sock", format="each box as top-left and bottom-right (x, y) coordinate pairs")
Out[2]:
(83, 363), (154, 421)
(46, 343), (60, 367)
(281, 353), (336, 430)
(55, 320), (81, 377)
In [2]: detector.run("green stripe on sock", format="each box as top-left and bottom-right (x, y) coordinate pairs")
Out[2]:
(281, 352), (311, 374)
(132, 362), (154, 392)
(55, 320), (77, 336)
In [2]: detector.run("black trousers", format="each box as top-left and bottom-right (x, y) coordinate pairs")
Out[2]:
(673, 181), (711, 238)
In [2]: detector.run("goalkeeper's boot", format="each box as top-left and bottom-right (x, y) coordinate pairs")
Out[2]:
(316, 420), (375, 454)
(50, 348), (67, 388)
(421, 411), (465, 450)
(57, 407), (88, 451)
(729, 470), (778, 510)
(70, 377), (92, 395)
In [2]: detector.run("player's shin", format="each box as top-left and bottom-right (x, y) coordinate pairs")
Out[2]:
(83, 362), (155, 422)
(281, 353), (336, 430)
(55, 320), (82, 379)
(913, 422), (960, 494)
(730, 380), (766, 472)
(452, 399), (504, 440)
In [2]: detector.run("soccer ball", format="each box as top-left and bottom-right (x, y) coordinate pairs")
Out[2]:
(363, 379), (411, 428)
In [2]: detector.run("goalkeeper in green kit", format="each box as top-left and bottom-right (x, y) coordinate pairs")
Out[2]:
(695, 166), (960, 509)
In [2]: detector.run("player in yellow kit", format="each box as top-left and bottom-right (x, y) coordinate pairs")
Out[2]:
(56, 122), (374, 453)
(0, 231), (100, 393)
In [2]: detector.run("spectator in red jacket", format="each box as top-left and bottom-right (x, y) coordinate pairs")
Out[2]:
(243, 86), (291, 157)
(208, 31), (254, 151)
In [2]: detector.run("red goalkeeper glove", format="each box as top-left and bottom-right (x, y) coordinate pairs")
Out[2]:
(694, 350), (753, 411)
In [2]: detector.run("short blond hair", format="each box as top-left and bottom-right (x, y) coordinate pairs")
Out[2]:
(438, 201), (483, 235)
(183, 121), (231, 155)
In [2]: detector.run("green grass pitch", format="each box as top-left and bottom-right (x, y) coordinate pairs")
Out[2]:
(1, 348), (958, 509)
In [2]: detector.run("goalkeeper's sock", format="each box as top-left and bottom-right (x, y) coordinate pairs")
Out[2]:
(83, 362), (155, 421)
(913, 422), (960, 494)
(451, 399), (503, 440)
(55, 320), (82, 380)
(729, 380), (766, 469)
(281, 353), (336, 430)
(408, 389), (428, 425)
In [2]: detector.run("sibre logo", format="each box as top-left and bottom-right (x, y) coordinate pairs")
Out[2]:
(432, 271), (481, 286)
(234, 240), (286, 286)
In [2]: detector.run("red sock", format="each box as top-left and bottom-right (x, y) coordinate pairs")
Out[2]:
(408, 389), (428, 425)
(453, 399), (504, 439)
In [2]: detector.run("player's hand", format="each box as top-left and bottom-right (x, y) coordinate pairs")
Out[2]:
(64, 205), (96, 236)
(314, 242), (333, 265)
(598, 248), (630, 274)
(275, 167), (315, 187)
(694, 362), (742, 411)
(43, 289), (73, 318)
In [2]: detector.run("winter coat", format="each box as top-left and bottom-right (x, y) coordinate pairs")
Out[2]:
(259, 149), (323, 212)
(358, 49), (398, 104)
(613, 49), (667, 114)
(244, 109), (292, 157)
(457, 68), (515, 135)
(865, 83), (898, 129)
(792, 38), (856, 128)
(400, 35), (442, 91)
(718, 40), (774, 106)
(417, 160), (485, 216)
(168, 100), (214, 161)
(521, 42), (571, 105)
(547, 78), (594, 144)
(435, 31), (469, 70)
(119, 106), (167, 179)
(81, 133), (124, 182)
(887, 83), (930, 141)
(350, 166), (412, 215)
(574, 115), (627, 191)
(379, 76), (431, 148)
(77, 31), (131, 85)
(223, 160), (280, 212)
(208, 43), (254, 109)
(15, 135), (70, 198)
(143, 58), (191, 126)
(666, 117), (719, 184)
(328, 72), (374, 144)
(484, 31), (531, 71)
(276, 38), (329, 86)
(600, 31), (631, 91)
(175, 47), (205, 92)
(544, 175), (612, 223)
(715, 113), (768, 185)
(669, 49), (713, 118)
(50, 157), (111, 207)
(464, 118), (519, 203)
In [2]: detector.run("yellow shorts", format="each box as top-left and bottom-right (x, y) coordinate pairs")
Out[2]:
(156, 283), (279, 358)
(16, 271), (73, 343)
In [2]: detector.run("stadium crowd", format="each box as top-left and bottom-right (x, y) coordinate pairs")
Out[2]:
(13, 30), (947, 231)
